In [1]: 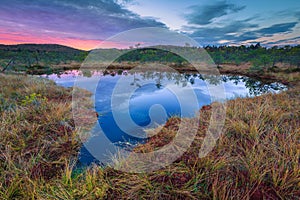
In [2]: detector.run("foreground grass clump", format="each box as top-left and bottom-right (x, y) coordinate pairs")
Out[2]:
(0, 74), (94, 199)
(110, 88), (299, 199)
(0, 73), (299, 199)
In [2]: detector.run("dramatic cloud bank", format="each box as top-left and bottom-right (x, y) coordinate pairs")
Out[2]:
(0, 0), (299, 49)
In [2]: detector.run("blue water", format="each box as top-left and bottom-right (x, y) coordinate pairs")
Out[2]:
(41, 70), (287, 166)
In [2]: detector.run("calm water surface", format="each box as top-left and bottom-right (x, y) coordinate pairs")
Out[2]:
(41, 70), (287, 165)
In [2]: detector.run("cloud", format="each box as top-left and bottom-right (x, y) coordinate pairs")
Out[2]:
(0, 0), (166, 41)
(185, 1), (246, 25)
(234, 22), (298, 43)
(185, 20), (298, 46)
(182, 2), (300, 46)
(255, 22), (297, 36)
(265, 36), (300, 46)
(190, 19), (257, 37)
(184, 19), (258, 45)
(114, 0), (138, 6)
(276, 9), (300, 20)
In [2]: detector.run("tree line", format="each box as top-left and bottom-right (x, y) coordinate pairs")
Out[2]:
(0, 43), (299, 73)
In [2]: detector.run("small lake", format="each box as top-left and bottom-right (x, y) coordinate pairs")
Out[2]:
(41, 70), (287, 166)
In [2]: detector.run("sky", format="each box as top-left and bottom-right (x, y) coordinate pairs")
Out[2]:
(0, 0), (299, 50)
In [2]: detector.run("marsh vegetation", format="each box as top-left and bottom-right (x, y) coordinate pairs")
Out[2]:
(0, 44), (299, 199)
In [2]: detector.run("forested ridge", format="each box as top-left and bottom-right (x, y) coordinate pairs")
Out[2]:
(1, 43), (299, 73)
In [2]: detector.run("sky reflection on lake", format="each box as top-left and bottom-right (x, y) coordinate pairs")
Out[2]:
(41, 70), (287, 166)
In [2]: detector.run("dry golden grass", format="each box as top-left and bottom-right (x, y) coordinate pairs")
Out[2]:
(0, 71), (299, 199)
(106, 88), (299, 199)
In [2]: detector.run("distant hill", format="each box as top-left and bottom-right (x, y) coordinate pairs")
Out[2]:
(0, 44), (89, 74)
(0, 44), (86, 53)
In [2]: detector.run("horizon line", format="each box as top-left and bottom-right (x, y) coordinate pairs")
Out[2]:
(0, 42), (298, 51)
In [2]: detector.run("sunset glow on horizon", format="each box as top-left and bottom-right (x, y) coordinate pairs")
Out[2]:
(0, 34), (101, 50)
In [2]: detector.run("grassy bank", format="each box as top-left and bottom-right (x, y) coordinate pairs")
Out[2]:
(0, 69), (299, 199)
(0, 75), (93, 199)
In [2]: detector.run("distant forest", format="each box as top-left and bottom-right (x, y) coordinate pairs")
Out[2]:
(0, 43), (299, 73)
(0, 44), (87, 73)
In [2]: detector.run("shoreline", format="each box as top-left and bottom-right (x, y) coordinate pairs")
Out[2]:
(20, 61), (299, 87)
